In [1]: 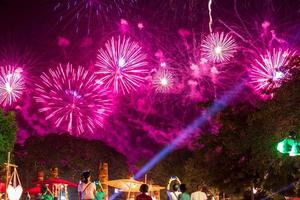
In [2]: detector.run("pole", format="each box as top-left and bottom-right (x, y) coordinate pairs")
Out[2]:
(127, 183), (132, 200)
(144, 174), (147, 184)
(251, 182), (255, 200)
(99, 163), (109, 200)
(5, 152), (11, 200)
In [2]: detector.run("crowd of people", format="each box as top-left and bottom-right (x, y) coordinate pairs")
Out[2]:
(76, 172), (214, 200)
(37, 171), (213, 200)
(135, 181), (212, 200)
(166, 177), (213, 200)
(135, 176), (214, 200)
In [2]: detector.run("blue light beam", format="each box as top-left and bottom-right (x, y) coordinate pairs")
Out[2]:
(109, 81), (245, 200)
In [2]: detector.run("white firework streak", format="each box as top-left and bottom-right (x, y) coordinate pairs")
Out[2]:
(249, 49), (295, 93)
(153, 69), (175, 93)
(0, 66), (25, 107)
(202, 32), (237, 63)
(34, 63), (112, 135)
(95, 36), (148, 94)
(54, 0), (137, 34)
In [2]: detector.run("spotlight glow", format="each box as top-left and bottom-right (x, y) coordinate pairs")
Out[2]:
(34, 63), (112, 135)
(0, 66), (25, 107)
(202, 32), (237, 63)
(96, 36), (148, 94)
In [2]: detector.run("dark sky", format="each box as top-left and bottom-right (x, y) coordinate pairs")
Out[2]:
(0, 0), (299, 163)
(0, 0), (299, 65)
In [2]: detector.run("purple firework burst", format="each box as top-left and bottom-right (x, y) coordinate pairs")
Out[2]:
(0, 66), (25, 107)
(34, 63), (112, 135)
(249, 49), (294, 94)
(201, 32), (237, 63)
(95, 36), (148, 94)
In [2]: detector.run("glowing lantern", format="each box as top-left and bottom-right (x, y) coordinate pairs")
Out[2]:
(7, 168), (23, 200)
(276, 131), (300, 156)
(290, 143), (300, 156)
(276, 138), (293, 154)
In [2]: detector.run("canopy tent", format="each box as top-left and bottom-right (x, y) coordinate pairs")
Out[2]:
(107, 179), (165, 200)
(33, 177), (77, 200)
(33, 178), (77, 187)
(107, 179), (143, 192)
(25, 186), (41, 195)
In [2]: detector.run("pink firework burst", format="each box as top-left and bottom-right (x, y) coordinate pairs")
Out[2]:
(34, 63), (112, 135)
(153, 69), (175, 93)
(0, 66), (25, 107)
(201, 32), (237, 63)
(249, 49), (294, 94)
(95, 36), (148, 94)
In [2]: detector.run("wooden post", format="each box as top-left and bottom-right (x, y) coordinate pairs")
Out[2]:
(64, 184), (69, 200)
(251, 182), (255, 200)
(37, 170), (45, 182)
(5, 152), (11, 200)
(144, 174), (147, 184)
(99, 163), (108, 200)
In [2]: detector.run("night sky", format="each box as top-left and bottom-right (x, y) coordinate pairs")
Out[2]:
(0, 0), (299, 163)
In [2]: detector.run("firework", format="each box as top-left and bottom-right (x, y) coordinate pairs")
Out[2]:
(249, 49), (294, 93)
(34, 64), (112, 135)
(54, 0), (136, 34)
(153, 69), (175, 93)
(201, 32), (237, 63)
(0, 66), (25, 107)
(95, 36), (148, 94)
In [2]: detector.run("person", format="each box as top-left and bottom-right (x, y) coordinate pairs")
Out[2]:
(78, 170), (96, 200)
(39, 185), (54, 200)
(136, 184), (152, 200)
(94, 180), (105, 200)
(201, 187), (214, 200)
(179, 184), (190, 200)
(191, 185), (207, 200)
(167, 177), (181, 200)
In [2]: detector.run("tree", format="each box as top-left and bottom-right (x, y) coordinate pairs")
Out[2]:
(185, 105), (259, 198)
(0, 110), (17, 164)
(145, 149), (193, 200)
(14, 133), (129, 199)
(184, 57), (300, 199)
(246, 71), (300, 198)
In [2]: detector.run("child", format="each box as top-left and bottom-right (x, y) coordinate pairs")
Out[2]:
(95, 181), (105, 200)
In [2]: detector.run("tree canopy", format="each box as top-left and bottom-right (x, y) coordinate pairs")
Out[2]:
(0, 110), (17, 164)
(183, 58), (300, 199)
(148, 58), (300, 199)
(14, 133), (129, 199)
